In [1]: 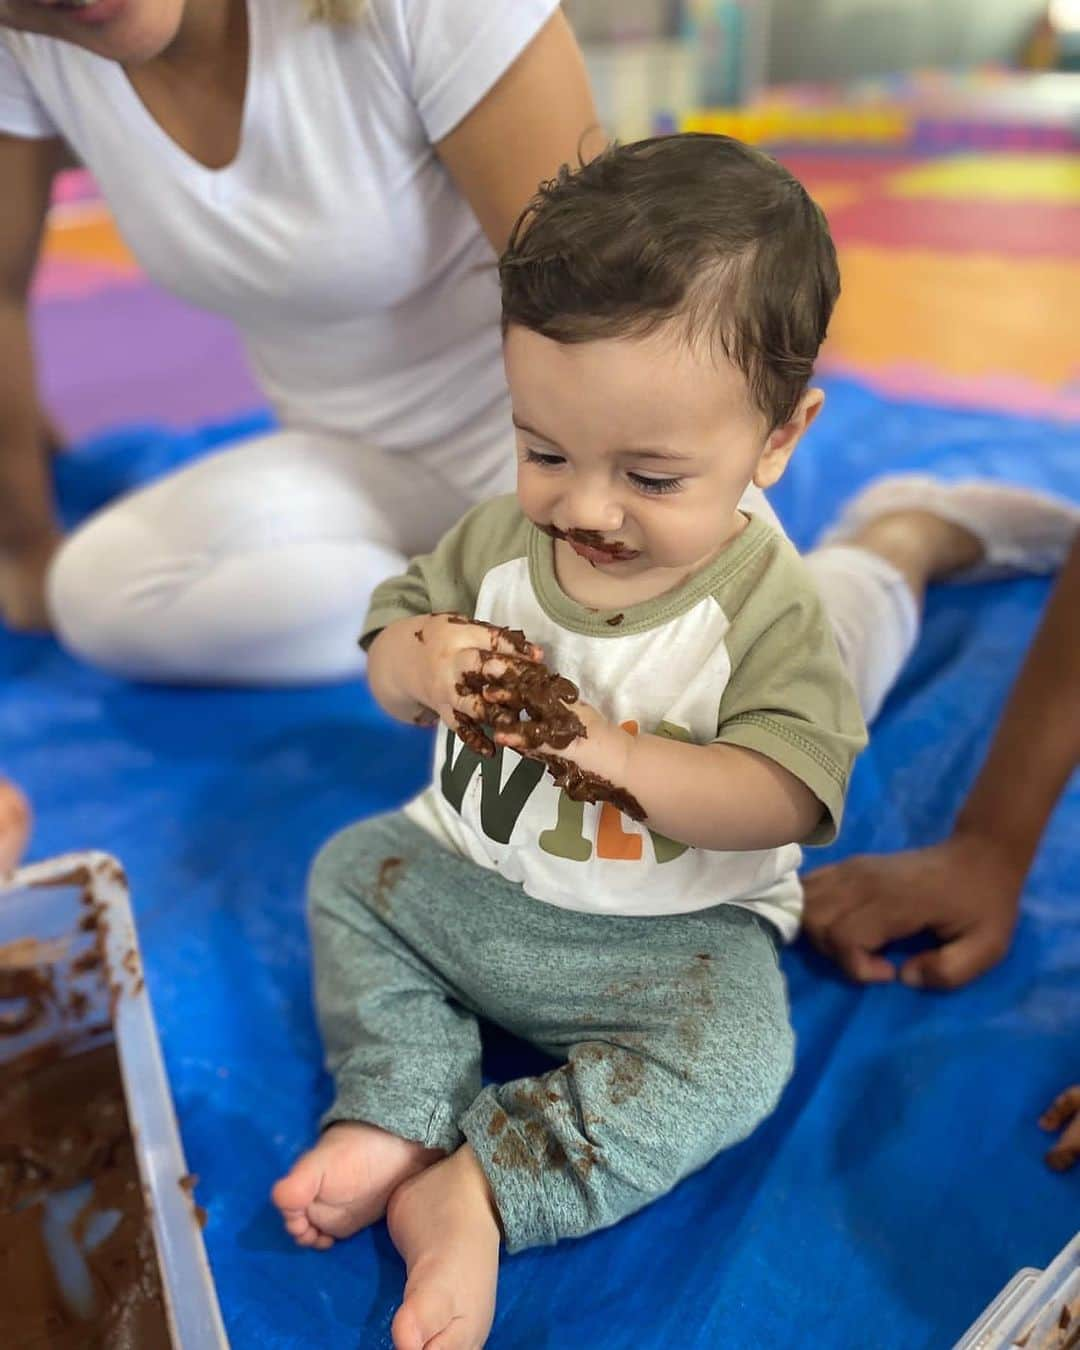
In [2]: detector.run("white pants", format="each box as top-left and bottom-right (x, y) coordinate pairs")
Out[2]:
(48, 428), (918, 720)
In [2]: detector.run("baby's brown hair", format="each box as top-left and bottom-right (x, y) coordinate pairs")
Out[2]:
(500, 134), (840, 429)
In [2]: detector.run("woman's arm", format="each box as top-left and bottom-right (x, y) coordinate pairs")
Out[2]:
(434, 10), (603, 252)
(0, 132), (69, 631)
(804, 534), (1080, 989)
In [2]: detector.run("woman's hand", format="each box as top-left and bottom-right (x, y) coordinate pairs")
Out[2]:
(0, 780), (31, 876)
(0, 528), (60, 632)
(1040, 1086), (1080, 1171)
(802, 831), (1024, 989)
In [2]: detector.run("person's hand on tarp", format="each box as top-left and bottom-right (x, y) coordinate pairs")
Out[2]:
(802, 834), (1021, 990)
(1040, 1087), (1080, 1172)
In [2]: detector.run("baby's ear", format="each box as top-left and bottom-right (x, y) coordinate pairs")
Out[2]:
(753, 389), (825, 489)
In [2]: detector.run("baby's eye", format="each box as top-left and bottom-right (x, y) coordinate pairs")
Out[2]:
(628, 472), (684, 495)
(524, 448), (566, 468)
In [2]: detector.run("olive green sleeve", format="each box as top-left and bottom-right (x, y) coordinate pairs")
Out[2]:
(712, 536), (868, 845)
(360, 495), (532, 650)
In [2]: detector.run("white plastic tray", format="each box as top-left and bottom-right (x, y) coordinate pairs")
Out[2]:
(954, 1232), (1080, 1349)
(1, 851), (228, 1349)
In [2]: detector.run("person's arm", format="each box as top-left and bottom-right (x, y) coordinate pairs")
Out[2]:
(804, 534), (1080, 989)
(0, 132), (69, 632)
(434, 10), (604, 252)
(367, 613), (543, 730)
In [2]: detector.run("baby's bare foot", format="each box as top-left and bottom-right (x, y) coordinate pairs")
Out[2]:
(272, 1121), (442, 1250)
(387, 1145), (501, 1350)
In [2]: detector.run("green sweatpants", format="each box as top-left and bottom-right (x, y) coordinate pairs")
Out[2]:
(308, 812), (794, 1253)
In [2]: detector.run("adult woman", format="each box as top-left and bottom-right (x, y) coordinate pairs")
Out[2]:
(0, 0), (1073, 705)
(0, 0), (601, 678)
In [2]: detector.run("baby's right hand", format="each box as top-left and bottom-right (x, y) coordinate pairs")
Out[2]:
(410, 614), (543, 739)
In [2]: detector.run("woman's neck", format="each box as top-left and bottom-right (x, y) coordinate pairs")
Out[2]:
(139, 0), (243, 77)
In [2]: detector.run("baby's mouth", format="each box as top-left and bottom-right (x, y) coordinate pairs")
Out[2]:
(542, 525), (641, 564)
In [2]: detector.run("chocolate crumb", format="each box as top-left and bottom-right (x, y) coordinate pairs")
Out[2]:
(178, 1172), (199, 1192)
(71, 948), (103, 975)
(373, 857), (404, 915)
(605, 613), (624, 627)
(414, 628), (425, 643)
(545, 1137), (568, 1169)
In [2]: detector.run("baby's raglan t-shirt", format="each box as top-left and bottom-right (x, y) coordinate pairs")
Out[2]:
(362, 496), (867, 941)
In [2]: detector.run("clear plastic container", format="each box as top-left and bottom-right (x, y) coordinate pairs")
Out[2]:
(954, 1231), (1080, 1349)
(1, 851), (228, 1349)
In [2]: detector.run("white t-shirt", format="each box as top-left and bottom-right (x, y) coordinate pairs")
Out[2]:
(0, 0), (559, 471)
(363, 497), (868, 941)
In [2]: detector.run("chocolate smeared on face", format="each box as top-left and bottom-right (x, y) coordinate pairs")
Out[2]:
(539, 525), (638, 560)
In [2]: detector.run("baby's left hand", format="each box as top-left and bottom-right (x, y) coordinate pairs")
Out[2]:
(496, 694), (634, 786)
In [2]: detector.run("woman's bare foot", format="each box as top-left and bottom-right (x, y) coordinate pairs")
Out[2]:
(272, 1121), (443, 1250)
(386, 1145), (501, 1350)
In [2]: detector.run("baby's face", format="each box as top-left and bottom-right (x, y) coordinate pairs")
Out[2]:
(504, 323), (799, 583)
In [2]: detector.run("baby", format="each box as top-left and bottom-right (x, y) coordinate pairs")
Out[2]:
(273, 135), (867, 1350)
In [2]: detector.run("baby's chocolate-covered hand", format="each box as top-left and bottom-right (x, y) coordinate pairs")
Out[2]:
(491, 680), (644, 820)
(410, 614), (545, 744)
(456, 653), (584, 757)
